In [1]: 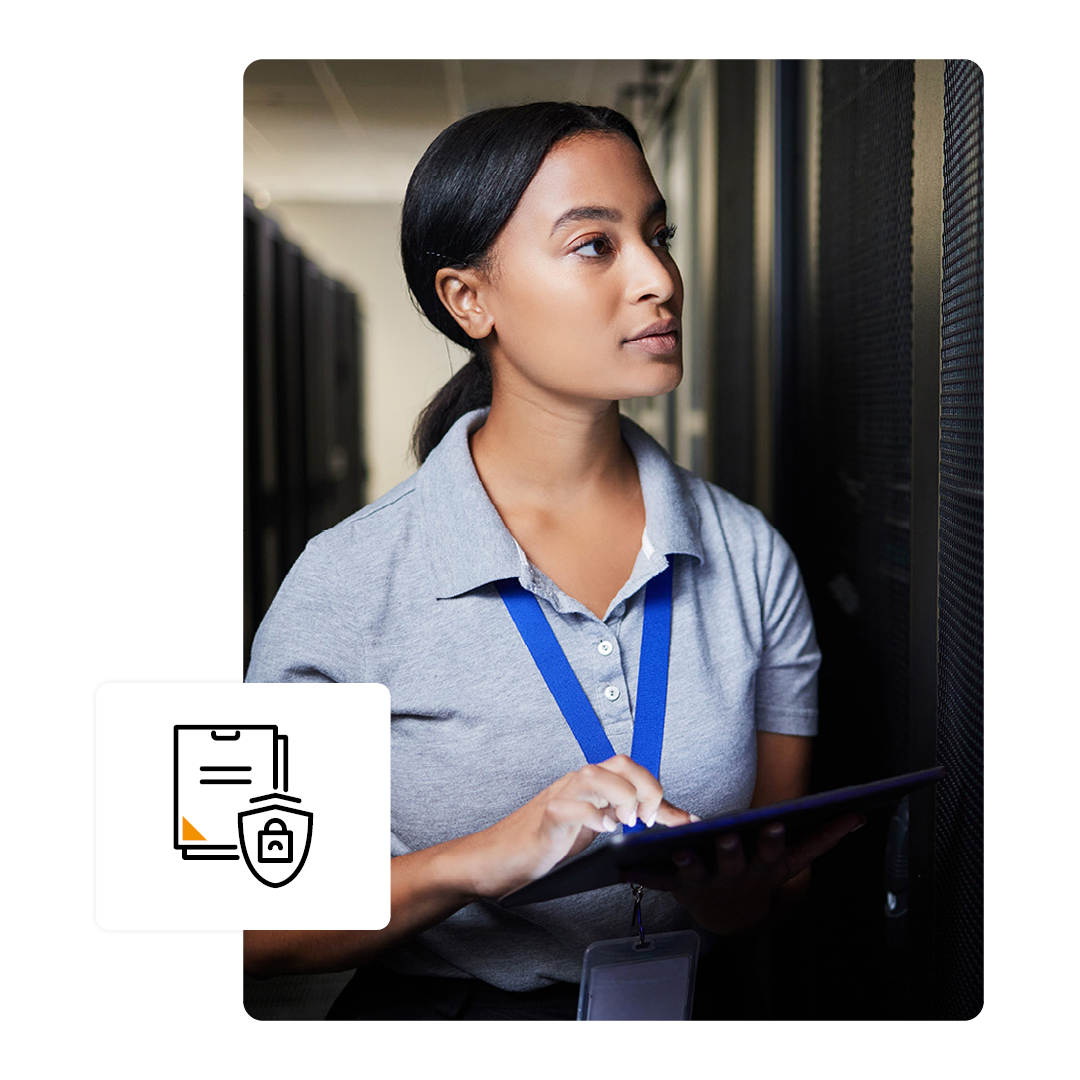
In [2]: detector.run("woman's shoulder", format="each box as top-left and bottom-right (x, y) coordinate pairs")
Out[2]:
(304, 473), (422, 561)
(257, 477), (429, 627)
(622, 416), (780, 550)
(305, 409), (486, 565)
(690, 473), (775, 539)
(685, 476), (798, 593)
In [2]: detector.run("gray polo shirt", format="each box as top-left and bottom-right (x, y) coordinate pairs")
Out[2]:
(247, 408), (819, 991)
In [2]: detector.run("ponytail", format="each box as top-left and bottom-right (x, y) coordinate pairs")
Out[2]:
(411, 351), (492, 464)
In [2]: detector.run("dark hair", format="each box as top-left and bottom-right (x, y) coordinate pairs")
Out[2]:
(401, 101), (644, 462)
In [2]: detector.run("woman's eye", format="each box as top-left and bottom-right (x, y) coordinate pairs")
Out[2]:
(651, 223), (678, 249)
(572, 235), (613, 258)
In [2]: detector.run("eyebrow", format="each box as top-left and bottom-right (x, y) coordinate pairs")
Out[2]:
(549, 197), (667, 236)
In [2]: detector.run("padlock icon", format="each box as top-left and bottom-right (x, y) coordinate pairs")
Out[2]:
(258, 818), (293, 863)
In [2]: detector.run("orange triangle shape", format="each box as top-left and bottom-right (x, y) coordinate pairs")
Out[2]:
(182, 817), (207, 842)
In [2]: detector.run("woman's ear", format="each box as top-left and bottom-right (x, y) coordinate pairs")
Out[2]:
(434, 267), (495, 341)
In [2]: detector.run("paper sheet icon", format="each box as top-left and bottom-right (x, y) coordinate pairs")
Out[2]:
(173, 726), (287, 859)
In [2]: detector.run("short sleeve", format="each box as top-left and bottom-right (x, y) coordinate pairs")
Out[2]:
(754, 530), (820, 736)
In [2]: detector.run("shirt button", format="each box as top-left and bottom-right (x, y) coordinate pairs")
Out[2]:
(603, 685), (620, 701)
(597, 640), (614, 656)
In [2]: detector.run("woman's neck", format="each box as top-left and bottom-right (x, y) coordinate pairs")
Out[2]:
(468, 386), (646, 619)
(469, 390), (634, 512)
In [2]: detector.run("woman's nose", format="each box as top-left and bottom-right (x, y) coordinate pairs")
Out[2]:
(626, 243), (681, 307)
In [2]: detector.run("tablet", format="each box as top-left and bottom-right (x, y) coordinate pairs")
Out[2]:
(499, 764), (945, 907)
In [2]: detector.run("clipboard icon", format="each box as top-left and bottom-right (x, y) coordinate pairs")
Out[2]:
(173, 726), (288, 860)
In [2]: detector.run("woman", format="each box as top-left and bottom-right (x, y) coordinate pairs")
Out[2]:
(244, 102), (861, 1019)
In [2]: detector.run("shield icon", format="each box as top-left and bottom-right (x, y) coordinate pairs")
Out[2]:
(238, 800), (313, 888)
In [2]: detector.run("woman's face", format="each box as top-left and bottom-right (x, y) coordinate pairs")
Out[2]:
(477, 132), (684, 407)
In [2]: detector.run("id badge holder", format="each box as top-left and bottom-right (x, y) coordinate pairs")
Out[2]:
(577, 927), (700, 1021)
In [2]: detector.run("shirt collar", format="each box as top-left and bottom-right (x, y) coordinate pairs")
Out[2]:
(417, 408), (704, 601)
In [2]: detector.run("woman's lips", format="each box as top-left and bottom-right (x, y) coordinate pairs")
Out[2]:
(628, 332), (679, 354)
(624, 319), (680, 355)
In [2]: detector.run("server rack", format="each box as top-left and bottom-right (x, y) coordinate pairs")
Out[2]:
(642, 60), (982, 1019)
(243, 195), (366, 672)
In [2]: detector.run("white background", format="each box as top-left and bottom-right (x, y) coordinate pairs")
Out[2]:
(3, 5), (1071, 1077)
(96, 683), (389, 929)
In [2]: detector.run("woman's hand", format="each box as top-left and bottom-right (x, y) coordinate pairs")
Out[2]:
(451, 754), (693, 901)
(630, 811), (864, 936)
(246, 755), (692, 977)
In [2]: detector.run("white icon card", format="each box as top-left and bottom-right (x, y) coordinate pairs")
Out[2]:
(96, 682), (389, 930)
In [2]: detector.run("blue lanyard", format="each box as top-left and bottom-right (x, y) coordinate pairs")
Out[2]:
(496, 564), (673, 831)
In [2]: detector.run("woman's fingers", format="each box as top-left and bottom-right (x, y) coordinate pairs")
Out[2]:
(715, 833), (746, 876)
(671, 847), (710, 885)
(653, 797), (695, 828)
(544, 796), (619, 836)
(474, 757), (695, 898)
(619, 813), (867, 937)
(573, 755), (691, 829)
(570, 763), (648, 826)
(591, 754), (664, 825)
(471, 760), (693, 899)
(754, 822), (787, 866)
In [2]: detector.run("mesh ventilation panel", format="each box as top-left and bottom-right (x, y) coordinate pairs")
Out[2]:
(933, 59), (984, 1021)
(816, 61), (915, 776)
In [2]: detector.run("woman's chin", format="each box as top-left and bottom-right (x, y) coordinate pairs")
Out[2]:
(625, 359), (683, 400)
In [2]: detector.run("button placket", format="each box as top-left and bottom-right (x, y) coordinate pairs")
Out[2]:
(587, 625), (629, 725)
